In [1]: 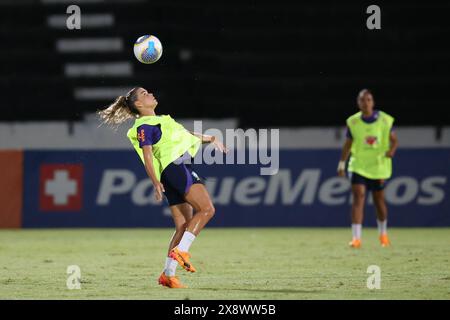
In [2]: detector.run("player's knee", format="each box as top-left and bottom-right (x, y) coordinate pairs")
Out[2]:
(373, 192), (385, 202)
(203, 204), (215, 219)
(184, 216), (192, 225)
(353, 191), (365, 203)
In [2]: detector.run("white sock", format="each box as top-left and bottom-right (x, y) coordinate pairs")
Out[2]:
(164, 257), (178, 277)
(352, 224), (362, 239)
(177, 231), (196, 252)
(377, 219), (388, 235)
(164, 257), (171, 270)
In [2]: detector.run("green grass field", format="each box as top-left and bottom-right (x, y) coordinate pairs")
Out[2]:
(0, 228), (449, 299)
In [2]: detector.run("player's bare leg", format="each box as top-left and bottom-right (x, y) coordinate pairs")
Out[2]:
(373, 189), (391, 247)
(349, 184), (365, 248)
(167, 203), (193, 254)
(170, 184), (215, 272)
(159, 203), (193, 288)
(184, 184), (215, 236)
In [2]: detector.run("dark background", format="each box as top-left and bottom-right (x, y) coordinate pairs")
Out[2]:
(1, 0), (449, 127)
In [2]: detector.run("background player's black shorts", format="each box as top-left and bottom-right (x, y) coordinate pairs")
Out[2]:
(160, 161), (204, 206)
(349, 171), (386, 191)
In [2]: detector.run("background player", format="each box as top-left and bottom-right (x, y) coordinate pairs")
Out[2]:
(98, 87), (228, 288)
(338, 89), (398, 248)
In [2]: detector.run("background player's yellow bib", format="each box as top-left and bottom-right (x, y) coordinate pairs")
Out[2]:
(127, 115), (201, 181)
(346, 111), (394, 179)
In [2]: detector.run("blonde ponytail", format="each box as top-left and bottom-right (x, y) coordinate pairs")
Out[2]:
(98, 90), (139, 128)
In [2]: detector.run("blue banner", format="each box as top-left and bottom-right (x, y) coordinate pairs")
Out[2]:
(23, 149), (450, 227)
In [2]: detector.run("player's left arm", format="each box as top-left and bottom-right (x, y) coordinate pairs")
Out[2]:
(190, 131), (215, 143)
(386, 131), (398, 158)
(189, 131), (229, 153)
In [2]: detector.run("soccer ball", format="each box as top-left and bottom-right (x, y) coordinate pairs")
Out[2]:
(133, 35), (163, 64)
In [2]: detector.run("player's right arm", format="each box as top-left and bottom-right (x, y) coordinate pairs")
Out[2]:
(142, 145), (165, 202)
(338, 137), (352, 177)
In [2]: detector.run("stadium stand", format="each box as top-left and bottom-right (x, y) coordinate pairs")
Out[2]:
(0, 0), (449, 128)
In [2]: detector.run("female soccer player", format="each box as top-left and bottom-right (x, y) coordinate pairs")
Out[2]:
(338, 89), (398, 248)
(98, 87), (228, 288)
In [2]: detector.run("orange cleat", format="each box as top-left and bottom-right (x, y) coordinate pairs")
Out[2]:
(348, 238), (362, 248)
(379, 233), (391, 247)
(158, 272), (187, 288)
(169, 247), (196, 273)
